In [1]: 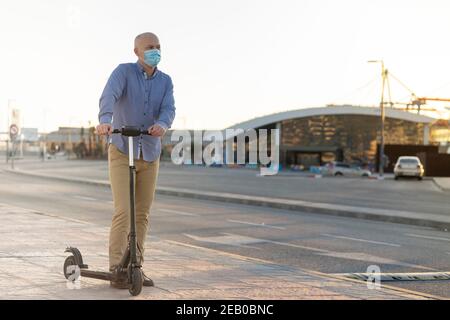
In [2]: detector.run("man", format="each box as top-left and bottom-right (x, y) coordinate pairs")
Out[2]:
(97, 32), (175, 289)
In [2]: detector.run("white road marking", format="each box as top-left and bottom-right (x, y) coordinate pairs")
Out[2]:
(321, 234), (401, 247)
(405, 233), (450, 243)
(156, 208), (199, 217)
(317, 252), (435, 270)
(183, 233), (262, 249)
(183, 232), (434, 270)
(227, 219), (286, 230)
(73, 195), (97, 201)
(264, 239), (329, 253)
(183, 233), (328, 253)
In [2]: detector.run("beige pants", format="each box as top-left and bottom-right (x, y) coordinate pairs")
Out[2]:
(108, 143), (159, 270)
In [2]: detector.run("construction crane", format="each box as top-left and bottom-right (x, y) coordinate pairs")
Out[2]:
(404, 95), (450, 114)
(368, 65), (450, 115)
(415, 97), (450, 103)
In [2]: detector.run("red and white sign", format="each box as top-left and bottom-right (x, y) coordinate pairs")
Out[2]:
(9, 124), (19, 140)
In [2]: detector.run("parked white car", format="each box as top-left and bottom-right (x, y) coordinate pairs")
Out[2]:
(394, 156), (424, 180)
(323, 161), (371, 177)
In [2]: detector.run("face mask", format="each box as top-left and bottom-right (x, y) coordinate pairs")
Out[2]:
(144, 49), (161, 67)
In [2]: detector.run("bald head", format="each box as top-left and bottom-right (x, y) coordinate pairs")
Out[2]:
(134, 32), (160, 49)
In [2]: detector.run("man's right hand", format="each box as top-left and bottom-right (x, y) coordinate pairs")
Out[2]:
(96, 124), (112, 136)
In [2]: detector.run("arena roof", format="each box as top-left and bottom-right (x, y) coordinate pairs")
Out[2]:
(226, 105), (436, 131)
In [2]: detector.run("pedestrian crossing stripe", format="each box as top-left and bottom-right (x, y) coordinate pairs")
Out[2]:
(333, 272), (450, 282)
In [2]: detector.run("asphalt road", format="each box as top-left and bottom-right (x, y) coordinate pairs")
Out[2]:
(8, 158), (450, 216)
(1, 169), (450, 298)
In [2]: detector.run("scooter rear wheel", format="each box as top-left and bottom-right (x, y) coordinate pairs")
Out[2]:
(129, 267), (143, 296)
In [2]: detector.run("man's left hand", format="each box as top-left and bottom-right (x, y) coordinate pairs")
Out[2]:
(148, 124), (166, 137)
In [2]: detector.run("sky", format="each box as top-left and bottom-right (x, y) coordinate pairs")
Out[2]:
(1, 0), (450, 133)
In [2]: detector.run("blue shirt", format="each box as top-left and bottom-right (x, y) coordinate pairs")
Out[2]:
(98, 62), (175, 162)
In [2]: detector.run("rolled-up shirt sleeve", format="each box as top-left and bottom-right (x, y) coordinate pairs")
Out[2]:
(155, 76), (176, 130)
(98, 65), (126, 124)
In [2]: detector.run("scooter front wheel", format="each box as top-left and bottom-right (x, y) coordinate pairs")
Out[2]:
(129, 267), (143, 296)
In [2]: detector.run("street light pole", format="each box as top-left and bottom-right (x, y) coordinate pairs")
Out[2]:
(42, 108), (47, 162)
(368, 60), (387, 179)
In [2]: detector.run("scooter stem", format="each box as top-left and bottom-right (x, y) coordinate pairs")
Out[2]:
(128, 136), (134, 167)
(128, 136), (138, 266)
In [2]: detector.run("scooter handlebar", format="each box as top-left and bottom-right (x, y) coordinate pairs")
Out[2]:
(112, 126), (151, 137)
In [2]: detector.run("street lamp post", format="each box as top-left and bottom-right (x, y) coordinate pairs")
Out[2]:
(368, 60), (387, 179)
(42, 108), (47, 162)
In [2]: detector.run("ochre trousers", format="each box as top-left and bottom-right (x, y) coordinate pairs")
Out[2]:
(108, 143), (159, 270)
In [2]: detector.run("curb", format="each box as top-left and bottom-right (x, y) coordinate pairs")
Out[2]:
(432, 178), (450, 193)
(5, 168), (450, 230)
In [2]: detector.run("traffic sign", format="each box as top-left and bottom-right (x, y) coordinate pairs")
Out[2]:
(9, 124), (19, 140)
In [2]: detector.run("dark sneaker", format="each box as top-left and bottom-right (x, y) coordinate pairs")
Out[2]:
(143, 272), (154, 287)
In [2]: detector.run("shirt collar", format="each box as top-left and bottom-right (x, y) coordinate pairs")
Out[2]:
(136, 61), (159, 79)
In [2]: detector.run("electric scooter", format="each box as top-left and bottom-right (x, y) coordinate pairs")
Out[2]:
(63, 126), (150, 296)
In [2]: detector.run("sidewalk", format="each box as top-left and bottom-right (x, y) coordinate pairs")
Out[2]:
(0, 202), (438, 300)
(5, 166), (450, 230)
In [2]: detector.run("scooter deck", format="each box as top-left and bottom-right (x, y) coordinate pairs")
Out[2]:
(81, 269), (114, 281)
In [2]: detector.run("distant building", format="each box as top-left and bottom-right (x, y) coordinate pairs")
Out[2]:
(42, 127), (105, 158)
(21, 128), (39, 142)
(225, 105), (449, 171)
